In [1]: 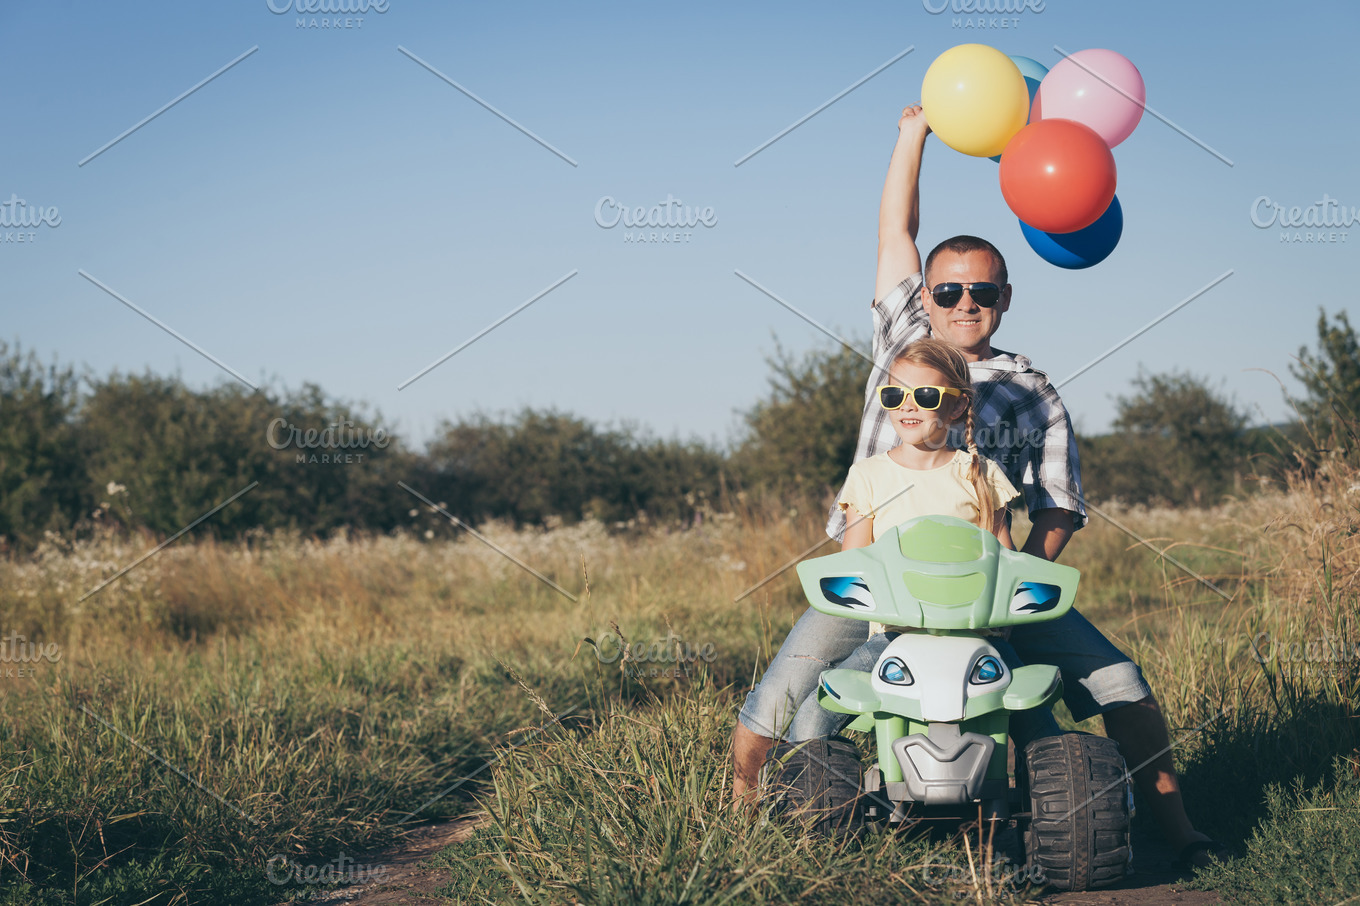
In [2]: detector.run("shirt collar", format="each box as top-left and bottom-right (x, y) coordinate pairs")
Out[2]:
(967, 347), (1034, 373)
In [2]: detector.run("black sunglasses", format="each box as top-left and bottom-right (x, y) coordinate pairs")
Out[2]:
(928, 282), (1002, 309)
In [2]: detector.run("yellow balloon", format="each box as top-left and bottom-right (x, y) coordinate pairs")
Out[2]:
(921, 44), (1030, 158)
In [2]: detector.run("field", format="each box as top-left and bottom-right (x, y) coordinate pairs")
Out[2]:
(2, 468), (1359, 905)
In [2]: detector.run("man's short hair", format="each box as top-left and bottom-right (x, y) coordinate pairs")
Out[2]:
(924, 235), (1009, 286)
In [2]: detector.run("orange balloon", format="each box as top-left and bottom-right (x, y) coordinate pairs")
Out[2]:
(998, 119), (1116, 234)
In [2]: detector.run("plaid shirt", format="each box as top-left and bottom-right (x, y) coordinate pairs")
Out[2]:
(825, 273), (1086, 541)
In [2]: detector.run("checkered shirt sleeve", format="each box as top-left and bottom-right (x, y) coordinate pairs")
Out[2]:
(967, 364), (1087, 531)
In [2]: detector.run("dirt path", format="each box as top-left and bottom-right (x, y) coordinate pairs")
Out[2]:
(273, 814), (1219, 905)
(270, 814), (489, 906)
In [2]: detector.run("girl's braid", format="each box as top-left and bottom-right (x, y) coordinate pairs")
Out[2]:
(965, 400), (999, 534)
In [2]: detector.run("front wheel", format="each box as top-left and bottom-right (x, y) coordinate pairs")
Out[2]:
(764, 736), (864, 837)
(1023, 733), (1132, 890)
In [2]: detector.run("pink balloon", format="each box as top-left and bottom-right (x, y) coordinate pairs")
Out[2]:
(1034, 49), (1145, 148)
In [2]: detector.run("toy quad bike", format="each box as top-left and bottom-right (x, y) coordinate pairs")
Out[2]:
(769, 514), (1132, 892)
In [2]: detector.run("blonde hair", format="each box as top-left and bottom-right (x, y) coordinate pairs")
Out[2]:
(891, 338), (1002, 535)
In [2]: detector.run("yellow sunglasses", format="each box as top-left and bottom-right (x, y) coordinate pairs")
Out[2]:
(876, 384), (963, 411)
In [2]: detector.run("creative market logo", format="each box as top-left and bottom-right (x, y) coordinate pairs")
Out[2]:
(266, 0), (389, 30)
(581, 630), (717, 680)
(1248, 630), (1359, 680)
(1, 194), (61, 246)
(943, 422), (1045, 467)
(594, 195), (717, 245)
(922, 0), (1046, 29)
(1251, 194), (1355, 244)
(267, 417), (390, 464)
(266, 853), (388, 887)
(1, 631), (62, 679)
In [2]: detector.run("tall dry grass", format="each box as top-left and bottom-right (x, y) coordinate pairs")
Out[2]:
(1, 470), (1357, 903)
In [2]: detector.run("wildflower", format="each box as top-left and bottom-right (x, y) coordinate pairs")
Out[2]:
(106, 482), (127, 496)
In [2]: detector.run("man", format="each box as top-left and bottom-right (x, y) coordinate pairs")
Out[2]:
(731, 104), (1225, 870)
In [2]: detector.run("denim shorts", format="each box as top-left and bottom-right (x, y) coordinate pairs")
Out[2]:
(738, 606), (1150, 742)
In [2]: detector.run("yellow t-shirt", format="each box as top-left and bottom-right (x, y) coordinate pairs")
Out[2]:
(838, 448), (1020, 637)
(837, 448), (1020, 541)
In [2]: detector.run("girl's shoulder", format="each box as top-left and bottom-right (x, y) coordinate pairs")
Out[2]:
(849, 450), (899, 475)
(950, 449), (1015, 487)
(956, 449), (1021, 501)
(947, 448), (974, 471)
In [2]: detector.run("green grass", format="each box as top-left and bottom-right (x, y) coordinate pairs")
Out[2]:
(433, 680), (1038, 906)
(1, 481), (1358, 903)
(1188, 756), (1360, 905)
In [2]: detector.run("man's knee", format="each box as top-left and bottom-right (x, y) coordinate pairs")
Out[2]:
(1103, 692), (1159, 715)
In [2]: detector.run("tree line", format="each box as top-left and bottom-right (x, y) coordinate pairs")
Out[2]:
(1, 311), (1352, 551)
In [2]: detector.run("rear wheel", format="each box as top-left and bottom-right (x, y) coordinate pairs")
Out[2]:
(765, 736), (864, 836)
(1023, 733), (1131, 890)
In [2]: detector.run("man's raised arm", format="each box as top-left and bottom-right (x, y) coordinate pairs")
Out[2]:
(874, 105), (930, 305)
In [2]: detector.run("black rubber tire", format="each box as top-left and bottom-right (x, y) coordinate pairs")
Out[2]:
(765, 736), (864, 837)
(1023, 733), (1131, 890)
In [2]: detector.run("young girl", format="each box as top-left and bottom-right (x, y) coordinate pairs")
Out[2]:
(840, 337), (1017, 552)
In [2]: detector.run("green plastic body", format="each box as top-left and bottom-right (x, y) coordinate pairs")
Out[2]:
(796, 515), (1081, 632)
(797, 514), (1080, 793)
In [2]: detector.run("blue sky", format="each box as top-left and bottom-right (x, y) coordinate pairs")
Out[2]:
(4, 0), (1357, 450)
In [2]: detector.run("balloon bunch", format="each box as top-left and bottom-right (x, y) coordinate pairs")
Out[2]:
(921, 44), (1145, 269)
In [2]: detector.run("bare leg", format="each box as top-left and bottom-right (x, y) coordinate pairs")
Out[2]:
(731, 722), (774, 804)
(1101, 695), (1211, 852)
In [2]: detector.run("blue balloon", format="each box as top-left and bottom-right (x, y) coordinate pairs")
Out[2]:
(1009, 55), (1049, 97)
(990, 55), (1049, 161)
(1020, 196), (1123, 269)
